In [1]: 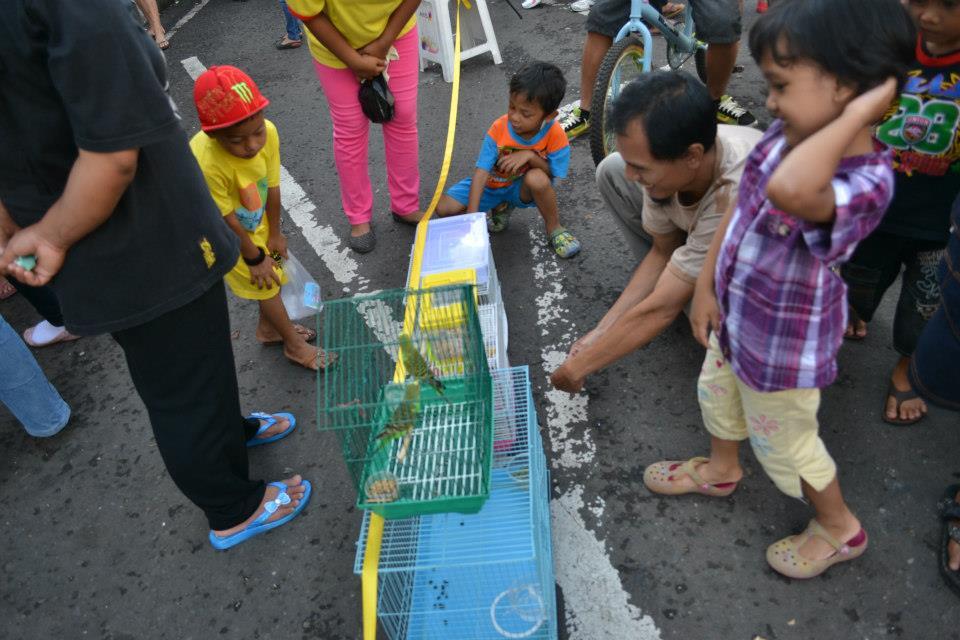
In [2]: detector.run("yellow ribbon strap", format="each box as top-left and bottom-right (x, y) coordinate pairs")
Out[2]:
(362, 3), (465, 639)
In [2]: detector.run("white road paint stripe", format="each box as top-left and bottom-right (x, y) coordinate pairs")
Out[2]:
(528, 227), (661, 639)
(180, 57), (367, 293)
(279, 166), (368, 290)
(180, 56), (207, 81)
(554, 486), (662, 638)
(165, 0), (213, 41)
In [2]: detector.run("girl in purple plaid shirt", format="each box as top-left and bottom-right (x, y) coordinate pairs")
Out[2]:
(642, 0), (916, 579)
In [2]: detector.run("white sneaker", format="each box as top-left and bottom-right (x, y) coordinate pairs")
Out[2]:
(570, 0), (595, 12)
(522, 0), (541, 7)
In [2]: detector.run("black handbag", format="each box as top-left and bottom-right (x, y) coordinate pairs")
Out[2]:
(358, 74), (395, 123)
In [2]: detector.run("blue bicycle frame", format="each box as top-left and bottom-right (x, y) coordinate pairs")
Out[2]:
(613, 0), (702, 72)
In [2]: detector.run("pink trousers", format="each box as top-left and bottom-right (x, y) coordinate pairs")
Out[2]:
(313, 28), (421, 226)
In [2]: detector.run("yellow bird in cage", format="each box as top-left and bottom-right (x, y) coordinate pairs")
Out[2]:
(376, 382), (421, 462)
(398, 333), (451, 404)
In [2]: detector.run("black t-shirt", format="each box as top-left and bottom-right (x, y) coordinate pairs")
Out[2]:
(0, 0), (238, 335)
(875, 41), (960, 244)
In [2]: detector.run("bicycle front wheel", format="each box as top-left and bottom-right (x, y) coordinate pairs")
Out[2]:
(589, 35), (647, 167)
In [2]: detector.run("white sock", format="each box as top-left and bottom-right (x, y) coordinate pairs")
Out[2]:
(30, 320), (65, 345)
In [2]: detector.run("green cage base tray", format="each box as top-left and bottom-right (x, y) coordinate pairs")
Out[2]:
(358, 380), (493, 520)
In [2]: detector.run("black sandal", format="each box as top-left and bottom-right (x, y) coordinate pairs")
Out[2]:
(881, 381), (926, 426)
(938, 484), (960, 597)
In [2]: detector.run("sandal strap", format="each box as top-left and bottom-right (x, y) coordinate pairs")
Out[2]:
(805, 519), (849, 555)
(252, 482), (293, 526)
(248, 412), (276, 437)
(679, 456), (712, 490)
(942, 502), (960, 521)
(950, 525), (960, 544)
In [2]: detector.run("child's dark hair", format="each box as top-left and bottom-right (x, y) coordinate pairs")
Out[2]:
(608, 70), (716, 160)
(509, 62), (566, 114)
(748, 0), (916, 93)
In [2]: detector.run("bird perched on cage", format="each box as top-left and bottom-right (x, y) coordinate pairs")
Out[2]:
(377, 381), (421, 462)
(398, 333), (450, 403)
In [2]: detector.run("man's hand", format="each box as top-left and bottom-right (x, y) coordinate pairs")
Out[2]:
(689, 281), (720, 348)
(497, 150), (536, 176)
(844, 77), (898, 127)
(0, 224), (67, 287)
(267, 232), (288, 260)
(249, 255), (282, 290)
(569, 329), (601, 358)
(550, 362), (585, 394)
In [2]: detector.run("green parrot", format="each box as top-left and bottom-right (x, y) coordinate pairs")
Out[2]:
(376, 382), (421, 462)
(398, 333), (450, 403)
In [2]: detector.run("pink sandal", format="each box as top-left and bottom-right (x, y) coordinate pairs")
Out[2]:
(766, 520), (868, 579)
(643, 457), (739, 497)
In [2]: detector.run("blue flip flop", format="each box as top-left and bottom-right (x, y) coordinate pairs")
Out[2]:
(208, 480), (312, 550)
(246, 412), (296, 447)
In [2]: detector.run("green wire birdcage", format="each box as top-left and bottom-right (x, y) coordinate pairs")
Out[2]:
(320, 286), (493, 519)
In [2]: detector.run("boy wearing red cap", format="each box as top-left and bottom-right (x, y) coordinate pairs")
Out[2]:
(190, 66), (331, 371)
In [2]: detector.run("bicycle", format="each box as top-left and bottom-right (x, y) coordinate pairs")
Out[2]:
(589, 0), (707, 166)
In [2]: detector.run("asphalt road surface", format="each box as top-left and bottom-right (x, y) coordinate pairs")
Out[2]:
(1, 1), (957, 639)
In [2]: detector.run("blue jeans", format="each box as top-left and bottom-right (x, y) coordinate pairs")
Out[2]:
(0, 314), (70, 437)
(280, 0), (301, 41)
(910, 204), (960, 411)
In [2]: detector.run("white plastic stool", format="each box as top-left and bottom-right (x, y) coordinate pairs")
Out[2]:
(416, 0), (503, 83)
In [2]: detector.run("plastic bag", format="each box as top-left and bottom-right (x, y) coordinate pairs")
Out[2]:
(358, 74), (394, 123)
(280, 251), (322, 320)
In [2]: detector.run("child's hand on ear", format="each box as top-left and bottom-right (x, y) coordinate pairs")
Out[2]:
(844, 77), (898, 126)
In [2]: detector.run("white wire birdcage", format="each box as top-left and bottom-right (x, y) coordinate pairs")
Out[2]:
(478, 302), (509, 371)
(354, 366), (556, 640)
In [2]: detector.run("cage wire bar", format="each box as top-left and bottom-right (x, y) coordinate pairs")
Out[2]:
(354, 367), (557, 640)
(321, 286), (494, 520)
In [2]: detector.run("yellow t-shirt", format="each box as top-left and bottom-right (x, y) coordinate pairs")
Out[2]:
(190, 119), (287, 300)
(285, 0), (416, 69)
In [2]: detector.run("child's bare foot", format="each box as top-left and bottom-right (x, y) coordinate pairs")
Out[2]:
(284, 343), (337, 371)
(256, 322), (316, 346)
(884, 356), (927, 424)
(211, 475), (306, 537)
(844, 307), (867, 340)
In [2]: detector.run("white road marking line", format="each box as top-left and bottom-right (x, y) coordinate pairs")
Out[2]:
(554, 487), (662, 639)
(527, 227), (662, 639)
(180, 57), (368, 293)
(180, 56), (206, 81)
(165, 0), (213, 41)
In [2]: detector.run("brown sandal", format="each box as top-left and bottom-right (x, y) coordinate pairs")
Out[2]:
(643, 457), (739, 497)
(287, 347), (337, 371)
(257, 323), (317, 346)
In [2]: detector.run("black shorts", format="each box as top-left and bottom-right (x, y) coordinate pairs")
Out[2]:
(585, 0), (742, 44)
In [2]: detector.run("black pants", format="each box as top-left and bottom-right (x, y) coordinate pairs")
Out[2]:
(112, 281), (264, 530)
(9, 280), (64, 326)
(841, 231), (945, 356)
